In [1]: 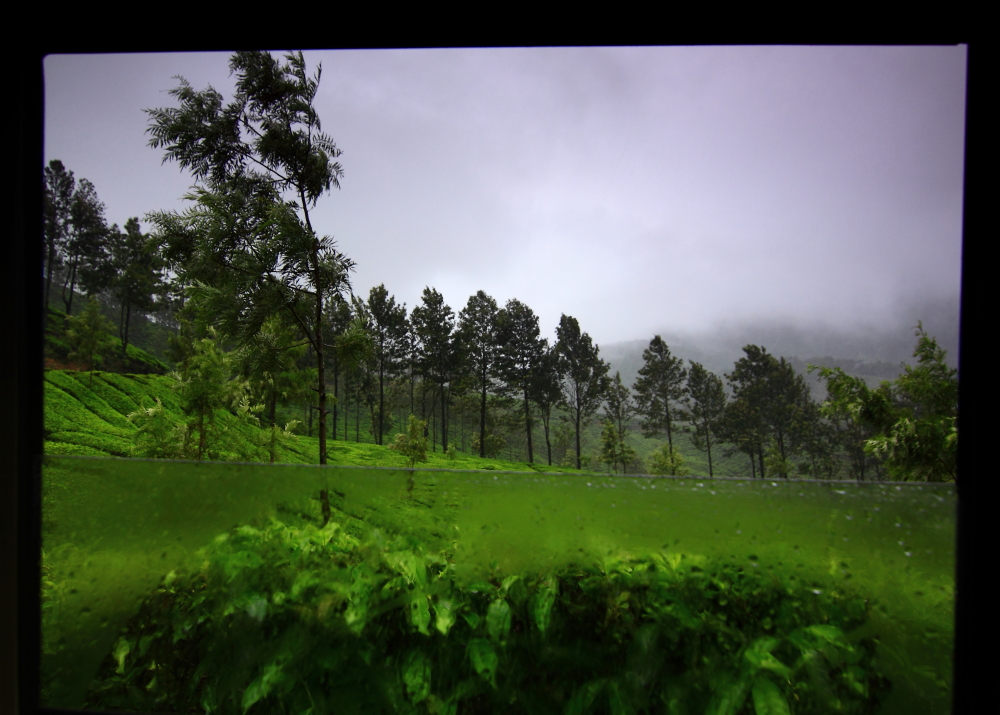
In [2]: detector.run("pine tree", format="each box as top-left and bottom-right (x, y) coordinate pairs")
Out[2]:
(633, 336), (687, 474)
(497, 299), (545, 464)
(458, 291), (505, 458)
(684, 361), (726, 477)
(555, 314), (610, 470)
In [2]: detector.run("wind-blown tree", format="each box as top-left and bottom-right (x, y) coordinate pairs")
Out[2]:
(683, 361), (726, 477)
(811, 324), (957, 482)
(555, 314), (610, 470)
(497, 299), (545, 464)
(410, 287), (457, 452)
(457, 291), (506, 458)
(633, 336), (687, 473)
(367, 285), (408, 445)
(43, 160), (75, 318)
(146, 50), (349, 468)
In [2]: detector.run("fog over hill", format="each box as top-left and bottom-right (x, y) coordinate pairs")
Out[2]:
(599, 295), (959, 402)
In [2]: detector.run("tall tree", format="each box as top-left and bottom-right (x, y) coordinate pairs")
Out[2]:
(497, 298), (545, 464)
(61, 178), (109, 315)
(724, 345), (776, 478)
(106, 218), (166, 356)
(633, 336), (687, 473)
(555, 314), (610, 470)
(683, 361), (726, 477)
(367, 285), (408, 445)
(604, 371), (635, 442)
(529, 343), (563, 466)
(42, 160), (75, 318)
(458, 291), (505, 458)
(146, 50), (348, 471)
(410, 287), (457, 452)
(325, 294), (354, 441)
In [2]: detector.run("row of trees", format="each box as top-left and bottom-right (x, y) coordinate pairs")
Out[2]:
(43, 161), (168, 357)
(45, 50), (957, 482)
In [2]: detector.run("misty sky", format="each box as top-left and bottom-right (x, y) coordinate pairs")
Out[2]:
(43, 46), (967, 349)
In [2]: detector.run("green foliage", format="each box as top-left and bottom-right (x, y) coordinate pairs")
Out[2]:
(127, 398), (186, 459)
(66, 298), (116, 384)
(556, 314), (611, 469)
(633, 336), (687, 456)
(685, 361), (726, 477)
(648, 444), (689, 477)
(390, 415), (430, 467)
(84, 515), (891, 714)
(470, 433), (506, 460)
(598, 418), (636, 475)
(811, 324), (957, 482)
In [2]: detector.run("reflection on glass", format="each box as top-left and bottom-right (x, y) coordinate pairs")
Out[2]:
(42, 456), (954, 714)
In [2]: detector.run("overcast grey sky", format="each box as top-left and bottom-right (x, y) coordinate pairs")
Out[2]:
(43, 46), (967, 349)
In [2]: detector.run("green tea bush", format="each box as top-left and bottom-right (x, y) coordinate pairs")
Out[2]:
(86, 516), (891, 714)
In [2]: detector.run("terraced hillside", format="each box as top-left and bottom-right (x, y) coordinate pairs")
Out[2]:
(43, 369), (581, 472)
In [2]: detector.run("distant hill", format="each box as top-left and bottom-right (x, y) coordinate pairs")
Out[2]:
(599, 301), (959, 402)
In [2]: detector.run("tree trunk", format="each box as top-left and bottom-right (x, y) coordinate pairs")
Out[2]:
(479, 379), (488, 458)
(378, 356), (385, 445)
(442, 382), (449, 451)
(331, 354), (339, 441)
(706, 428), (714, 477)
(524, 387), (534, 464)
(575, 400), (582, 470)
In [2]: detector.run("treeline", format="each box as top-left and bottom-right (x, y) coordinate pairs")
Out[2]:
(42, 50), (957, 483)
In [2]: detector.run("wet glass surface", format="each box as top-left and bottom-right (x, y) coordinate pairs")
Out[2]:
(41, 456), (955, 713)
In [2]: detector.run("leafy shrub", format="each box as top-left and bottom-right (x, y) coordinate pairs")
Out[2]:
(85, 516), (891, 715)
(648, 444), (689, 476)
(390, 415), (429, 467)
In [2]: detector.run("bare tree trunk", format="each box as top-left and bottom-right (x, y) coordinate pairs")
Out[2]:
(524, 388), (534, 464)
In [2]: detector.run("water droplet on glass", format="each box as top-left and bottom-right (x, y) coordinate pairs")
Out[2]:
(711, 490), (716, 495)
(835, 490), (846, 495)
(812, 589), (822, 595)
(586, 483), (592, 487)
(736, 530), (742, 534)
(846, 515), (853, 520)
(895, 523), (901, 528)
(771, 482), (778, 486)
(905, 552), (912, 557)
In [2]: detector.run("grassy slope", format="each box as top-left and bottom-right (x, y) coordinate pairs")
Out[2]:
(43, 369), (582, 473)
